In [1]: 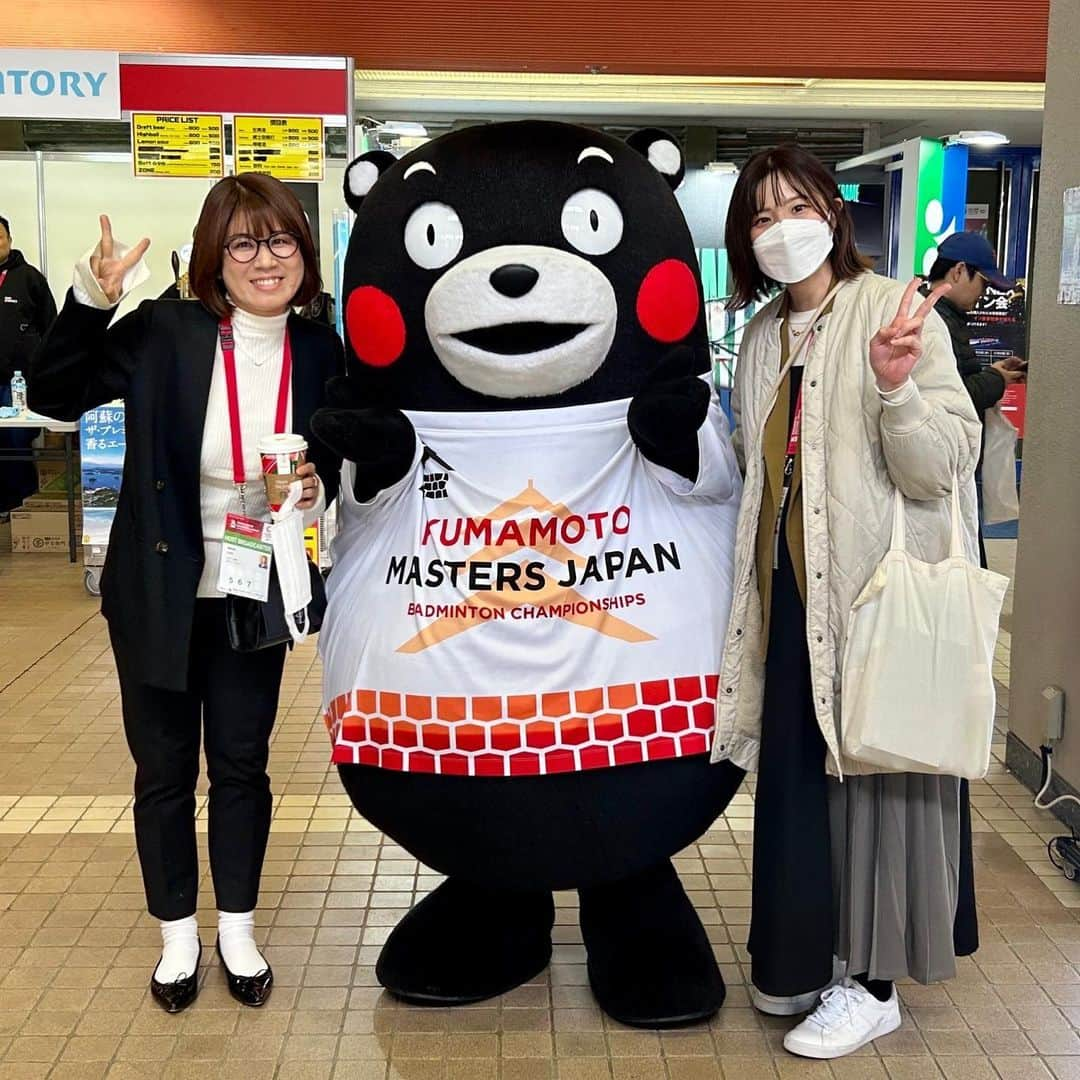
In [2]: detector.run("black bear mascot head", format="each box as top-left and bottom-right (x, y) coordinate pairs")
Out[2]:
(337, 120), (707, 411)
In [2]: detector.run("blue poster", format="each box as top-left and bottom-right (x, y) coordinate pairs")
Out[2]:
(79, 403), (125, 547)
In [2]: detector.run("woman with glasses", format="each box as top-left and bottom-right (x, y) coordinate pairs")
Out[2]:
(31, 174), (345, 1013)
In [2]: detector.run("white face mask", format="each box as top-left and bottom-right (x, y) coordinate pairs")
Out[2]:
(751, 218), (834, 285)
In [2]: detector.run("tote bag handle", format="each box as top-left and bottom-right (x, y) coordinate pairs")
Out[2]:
(890, 480), (966, 559)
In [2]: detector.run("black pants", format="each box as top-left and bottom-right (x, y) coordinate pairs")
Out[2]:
(748, 520), (835, 999)
(953, 502), (987, 957)
(111, 600), (287, 921)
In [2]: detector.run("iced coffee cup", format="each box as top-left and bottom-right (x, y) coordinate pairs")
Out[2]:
(258, 433), (308, 512)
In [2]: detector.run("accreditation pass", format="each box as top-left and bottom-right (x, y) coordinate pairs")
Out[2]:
(218, 513), (273, 602)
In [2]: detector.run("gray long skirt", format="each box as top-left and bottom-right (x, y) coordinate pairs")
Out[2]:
(828, 772), (961, 984)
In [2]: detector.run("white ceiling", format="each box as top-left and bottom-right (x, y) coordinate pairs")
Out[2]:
(355, 71), (1045, 152)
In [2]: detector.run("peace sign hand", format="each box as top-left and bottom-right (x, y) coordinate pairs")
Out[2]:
(869, 277), (950, 392)
(89, 215), (151, 305)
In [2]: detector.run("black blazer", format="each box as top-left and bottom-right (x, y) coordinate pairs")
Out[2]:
(31, 291), (345, 692)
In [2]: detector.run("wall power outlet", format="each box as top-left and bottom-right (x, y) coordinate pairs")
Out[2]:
(1044, 686), (1066, 744)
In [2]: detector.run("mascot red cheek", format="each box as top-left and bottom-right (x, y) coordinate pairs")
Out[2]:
(313, 121), (744, 1028)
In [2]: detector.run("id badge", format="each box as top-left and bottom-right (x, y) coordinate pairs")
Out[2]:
(218, 513), (273, 601)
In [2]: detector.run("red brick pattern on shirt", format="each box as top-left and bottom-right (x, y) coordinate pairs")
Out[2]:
(326, 676), (718, 776)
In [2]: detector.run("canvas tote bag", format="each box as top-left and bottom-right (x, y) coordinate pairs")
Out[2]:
(840, 482), (1009, 779)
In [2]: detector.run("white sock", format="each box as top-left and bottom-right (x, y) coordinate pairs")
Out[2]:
(218, 910), (268, 977)
(155, 915), (200, 984)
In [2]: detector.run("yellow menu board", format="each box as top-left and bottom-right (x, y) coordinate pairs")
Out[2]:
(234, 115), (325, 181)
(304, 522), (319, 567)
(131, 113), (224, 178)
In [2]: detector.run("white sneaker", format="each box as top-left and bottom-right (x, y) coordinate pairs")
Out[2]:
(782, 978), (901, 1059)
(751, 956), (847, 1017)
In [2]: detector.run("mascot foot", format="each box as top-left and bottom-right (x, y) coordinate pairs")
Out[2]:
(579, 861), (725, 1028)
(376, 878), (555, 1005)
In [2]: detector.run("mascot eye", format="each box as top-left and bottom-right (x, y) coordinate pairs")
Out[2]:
(404, 202), (464, 270)
(560, 189), (624, 256)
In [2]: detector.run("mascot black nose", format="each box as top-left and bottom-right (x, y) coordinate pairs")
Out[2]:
(490, 263), (539, 298)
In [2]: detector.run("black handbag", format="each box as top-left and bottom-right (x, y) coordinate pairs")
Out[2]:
(226, 558), (327, 653)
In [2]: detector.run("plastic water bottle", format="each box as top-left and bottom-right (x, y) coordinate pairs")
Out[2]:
(10, 371), (27, 414)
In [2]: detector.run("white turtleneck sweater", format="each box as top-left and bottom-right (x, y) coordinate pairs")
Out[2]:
(197, 307), (324, 597)
(73, 261), (325, 600)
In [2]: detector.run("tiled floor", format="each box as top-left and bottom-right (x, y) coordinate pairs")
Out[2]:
(3, 540), (1080, 1080)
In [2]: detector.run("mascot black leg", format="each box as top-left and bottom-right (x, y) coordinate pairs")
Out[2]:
(340, 757), (743, 1013)
(579, 861), (725, 1028)
(375, 879), (555, 1005)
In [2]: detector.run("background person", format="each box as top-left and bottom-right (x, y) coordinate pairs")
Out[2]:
(923, 230), (1025, 433)
(923, 229), (1024, 959)
(30, 175), (345, 1014)
(719, 145), (981, 1060)
(0, 214), (57, 513)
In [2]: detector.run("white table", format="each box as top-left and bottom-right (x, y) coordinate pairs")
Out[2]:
(0, 413), (81, 563)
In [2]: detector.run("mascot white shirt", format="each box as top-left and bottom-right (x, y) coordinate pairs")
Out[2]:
(322, 383), (740, 778)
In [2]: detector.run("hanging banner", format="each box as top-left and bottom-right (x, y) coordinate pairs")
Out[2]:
(234, 115), (325, 181)
(132, 113), (224, 178)
(0, 49), (120, 121)
(80, 403), (125, 547)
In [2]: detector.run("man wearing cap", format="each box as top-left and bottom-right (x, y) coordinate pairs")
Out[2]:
(924, 231), (1026, 426)
(923, 230), (1024, 968)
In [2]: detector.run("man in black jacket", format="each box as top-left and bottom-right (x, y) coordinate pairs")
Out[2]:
(924, 231), (1025, 424)
(924, 231), (1022, 964)
(0, 215), (58, 512)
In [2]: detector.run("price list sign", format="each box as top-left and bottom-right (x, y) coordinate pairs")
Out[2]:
(132, 113), (224, 178)
(234, 115), (325, 181)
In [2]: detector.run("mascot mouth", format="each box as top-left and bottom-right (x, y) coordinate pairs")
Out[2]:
(452, 322), (591, 355)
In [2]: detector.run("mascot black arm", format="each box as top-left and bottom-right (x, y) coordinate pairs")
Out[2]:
(627, 345), (711, 483)
(311, 377), (418, 503)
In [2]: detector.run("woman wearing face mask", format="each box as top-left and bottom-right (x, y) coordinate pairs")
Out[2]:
(30, 175), (345, 1014)
(716, 146), (982, 1059)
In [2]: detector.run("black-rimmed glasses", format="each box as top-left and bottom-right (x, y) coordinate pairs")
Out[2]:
(224, 232), (299, 263)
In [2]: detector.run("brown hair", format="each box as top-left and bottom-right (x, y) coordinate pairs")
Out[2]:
(724, 144), (871, 310)
(188, 173), (321, 318)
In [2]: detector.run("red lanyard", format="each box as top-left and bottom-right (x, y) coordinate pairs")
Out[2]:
(785, 391), (804, 461)
(218, 316), (292, 512)
(0, 270), (7, 291)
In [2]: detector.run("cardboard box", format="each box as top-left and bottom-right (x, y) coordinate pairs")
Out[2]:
(36, 466), (81, 496)
(21, 494), (82, 517)
(42, 432), (70, 451)
(10, 510), (72, 553)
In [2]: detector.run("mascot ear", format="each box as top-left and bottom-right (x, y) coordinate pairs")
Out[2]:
(626, 129), (685, 191)
(343, 150), (398, 212)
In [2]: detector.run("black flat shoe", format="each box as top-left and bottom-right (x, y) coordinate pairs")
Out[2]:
(150, 942), (202, 1014)
(215, 937), (273, 1007)
(580, 862), (726, 1028)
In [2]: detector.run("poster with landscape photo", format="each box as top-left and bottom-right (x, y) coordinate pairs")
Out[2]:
(79, 404), (125, 547)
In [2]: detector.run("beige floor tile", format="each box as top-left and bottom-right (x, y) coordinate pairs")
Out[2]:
(2, 539), (1078, 1080)
(936, 1058), (999, 1080)
(992, 1060), (1056, 1080)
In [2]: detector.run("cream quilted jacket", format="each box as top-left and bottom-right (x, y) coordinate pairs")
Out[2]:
(710, 272), (982, 777)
